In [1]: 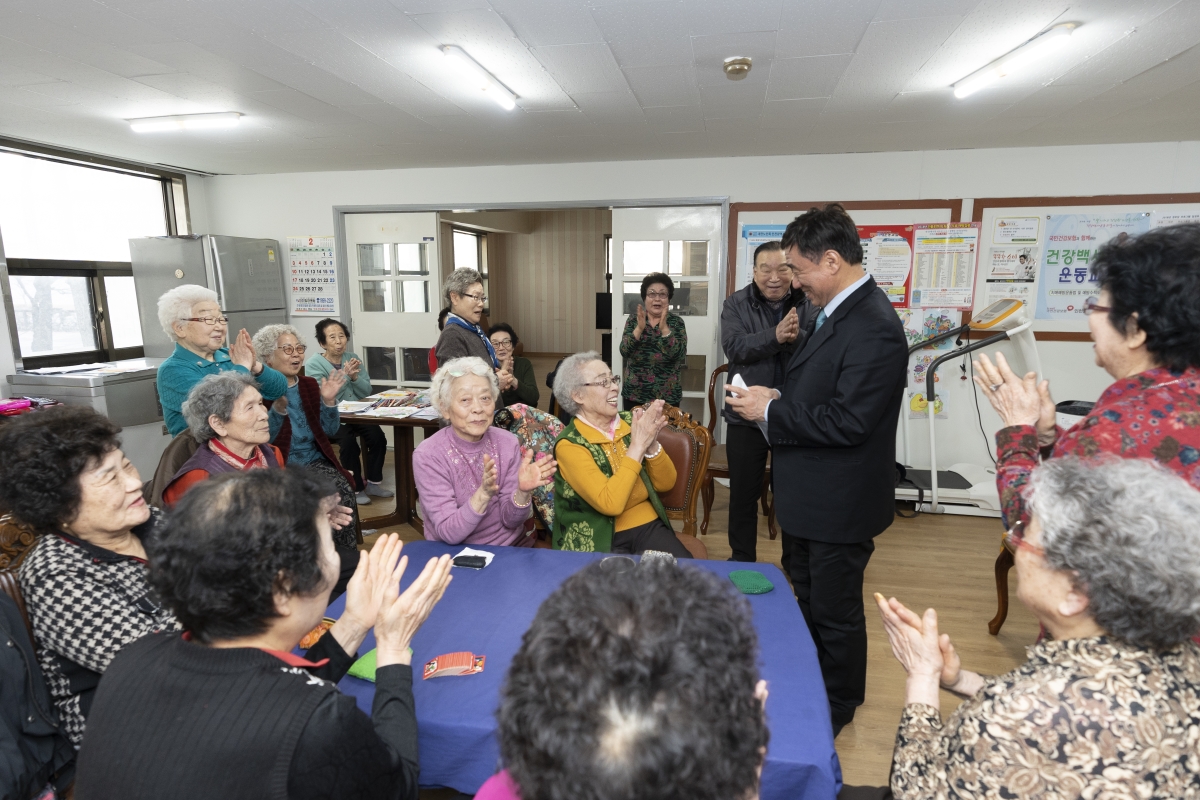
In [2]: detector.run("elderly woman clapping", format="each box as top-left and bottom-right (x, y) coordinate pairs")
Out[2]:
(551, 351), (690, 558)
(155, 284), (286, 436)
(412, 357), (556, 547)
(974, 224), (1200, 529)
(873, 458), (1200, 800)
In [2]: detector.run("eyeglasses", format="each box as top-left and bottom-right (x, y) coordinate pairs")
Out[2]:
(582, 375), (621, 389)
(1003, 519), (1045, 557)
(185, 315), (229, 326)
(490, 339), (514, 348)
(461, 292), (487, 304)
(755, 266), (793, 278)
(277, 344), (307, 355)
(1083, 296), (1112, 315)
(645, 291), (669, 299)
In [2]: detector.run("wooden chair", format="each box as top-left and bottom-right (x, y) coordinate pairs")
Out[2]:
(0, 513), (39, 642)
(988, 538), (1016, 635)
(699, 364), (777, 539)
(649, 405), (711, 559)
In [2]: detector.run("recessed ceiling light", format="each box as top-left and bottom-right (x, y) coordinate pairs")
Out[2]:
(953, 23), (1077, 99)
(128, 112), (243, 132)
(442, 45), (518, 111)
(723, 56), (752, 81)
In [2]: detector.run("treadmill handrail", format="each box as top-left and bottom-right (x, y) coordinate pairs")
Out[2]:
(925, 330), (1011, 402)
(908, 323), (969, 356)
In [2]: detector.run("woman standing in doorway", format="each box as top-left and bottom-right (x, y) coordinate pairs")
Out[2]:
(619, 273), (687, 411)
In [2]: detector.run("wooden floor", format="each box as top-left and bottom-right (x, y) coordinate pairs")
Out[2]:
(352, 354), (1040, 790)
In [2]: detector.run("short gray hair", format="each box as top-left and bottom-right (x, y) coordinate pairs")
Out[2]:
(1027, 457), (1200, 650)
(430, 356), (499, 416)
(157, 284), (218, 341)
(444, 268), (483, 307)
(182, 372), (259, 442)
(251, 323), (303, 364)
(552, 351), (604, 417)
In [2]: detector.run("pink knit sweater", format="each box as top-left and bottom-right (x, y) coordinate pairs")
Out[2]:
(412, 426), (533, 546)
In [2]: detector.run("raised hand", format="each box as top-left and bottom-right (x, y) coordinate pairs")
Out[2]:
(319, 369), (346, 407)
(375, 554), (453, 666)
(517, 448), (557, 491)
(470, 453), (500, 513)
(344, 357), (362, 381)
(972, 352), (1047, 429)
(629, 399), (667, 460)
(776, 307), (800, 343)
(327, 502), (354, 530)
(658, 313), (671, 336)
(336, 534), (403, 643)
(634, 303), (647, 339)
(229, 328), (255, 370)
(497, 368), (516, 391)
(271, 395), (288, 415)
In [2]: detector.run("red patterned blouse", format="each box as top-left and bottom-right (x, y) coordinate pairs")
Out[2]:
(996, 366), (1200, 529)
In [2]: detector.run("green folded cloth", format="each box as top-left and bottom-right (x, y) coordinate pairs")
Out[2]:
(729, 570), (774, 595)
(348, 649), (377, 682)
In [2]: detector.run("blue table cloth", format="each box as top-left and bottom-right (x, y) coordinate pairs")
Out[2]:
(325, 541), (842, 800)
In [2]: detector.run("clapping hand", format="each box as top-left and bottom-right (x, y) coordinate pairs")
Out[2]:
(776, 308), (800, 344)
(629, 399), (667, 460)
(327, 500), (354, 531)
(229, 328), (257, 371)
(344, 357), (362, 381)
(973, 352), (1055, 444)
(469, 453), (500, 513)
(634, 304), (647, 339)
(497, 367), (517, 391)
(375, 553), (454, 667)
(319, 369), (347, 407)
(517, 448), (557, 491)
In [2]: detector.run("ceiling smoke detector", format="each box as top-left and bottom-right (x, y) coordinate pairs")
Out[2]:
(723, 56), (752, 81)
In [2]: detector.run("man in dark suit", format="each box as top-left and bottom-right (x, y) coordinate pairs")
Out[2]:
(726, 204), (907, 736)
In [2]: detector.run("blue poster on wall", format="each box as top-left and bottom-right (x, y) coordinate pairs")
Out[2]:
(739, 225), (787, 290)
(1036, 212), (1151, 321)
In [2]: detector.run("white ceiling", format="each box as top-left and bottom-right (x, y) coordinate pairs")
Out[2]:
(1, 0), (1199, 174)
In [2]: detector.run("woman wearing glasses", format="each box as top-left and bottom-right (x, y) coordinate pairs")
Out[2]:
(551, 352), (691, 558)
(155, 284), (287, 436)
(973, 224), (1200, 531)
(251, 324), (359, 548)
(619, 273), (688, 411)
(488, 323), (539, 409)
(435, 268), (497, 368)
(867, 458), (1200, 800)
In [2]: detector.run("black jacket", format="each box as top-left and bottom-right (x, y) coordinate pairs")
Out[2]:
(720, 283), (812, 427)
(767, 277), (907, 543)
(0, 592), (74, 800)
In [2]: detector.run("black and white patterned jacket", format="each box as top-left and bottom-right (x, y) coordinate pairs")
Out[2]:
(17, 509), (179, 745)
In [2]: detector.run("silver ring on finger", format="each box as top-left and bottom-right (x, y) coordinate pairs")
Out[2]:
(989, 383), (1002, 392)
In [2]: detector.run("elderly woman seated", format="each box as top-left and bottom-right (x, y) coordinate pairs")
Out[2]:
(412, 357), (556, 546)
(0, 406), (180, 746)
(551, 351), (690, 558)
(476, 559), (768, 800)
(74, 469), (453, 800)
(155, 284), (286, 436)
(871, 458), (1200, 800)
(252, 323), (359, 546)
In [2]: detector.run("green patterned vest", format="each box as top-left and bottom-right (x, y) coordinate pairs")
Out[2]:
(552, 411), (671, 552)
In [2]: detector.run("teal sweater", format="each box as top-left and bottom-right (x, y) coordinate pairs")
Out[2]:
(304, 351), (373, 402)
(157, 343), (287, 436)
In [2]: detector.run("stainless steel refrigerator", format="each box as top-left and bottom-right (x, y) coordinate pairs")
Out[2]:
(130, 235), (288, 358)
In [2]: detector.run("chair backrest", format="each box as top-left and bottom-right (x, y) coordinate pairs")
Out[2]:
(0, 513), (39, 642)
(145, 430), (200, 507)
(492, 404), (565, 529)
(706, 364), (729, 435)
(653, 405), (712, 537)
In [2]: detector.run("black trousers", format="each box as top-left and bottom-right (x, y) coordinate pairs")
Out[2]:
(612, 519), (693, 559)
(333, 423), (387, 489)
(782, 532), (875, 723)
(726, 423), (770, 562)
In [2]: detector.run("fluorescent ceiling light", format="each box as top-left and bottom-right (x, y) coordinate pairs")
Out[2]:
(953, 23), (1077, 99)
(128, 112), (243, 133)
(442, 45), (518, 111)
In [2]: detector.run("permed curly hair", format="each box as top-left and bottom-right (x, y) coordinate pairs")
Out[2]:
(497, 561), (768, 800)
(1089, 223), (1200, 372)
(0, 405), (122, 532)
(148, 468), (335, 643)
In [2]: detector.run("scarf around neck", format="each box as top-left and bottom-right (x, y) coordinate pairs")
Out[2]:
(446, 313), (499, 368)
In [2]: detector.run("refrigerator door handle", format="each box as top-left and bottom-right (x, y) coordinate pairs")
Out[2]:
(208, 236), (228, 306)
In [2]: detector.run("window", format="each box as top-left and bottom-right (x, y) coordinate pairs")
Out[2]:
(620, 239), (711, 317)
(452, 229), (488, 313)
(355, 243), (430, 314)
(0, 145), (186, 368)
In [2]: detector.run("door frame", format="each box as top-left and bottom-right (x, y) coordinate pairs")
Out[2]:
(332, 198), (729, 360)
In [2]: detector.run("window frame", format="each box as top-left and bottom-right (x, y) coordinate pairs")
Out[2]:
(0, 137), (192, 370)
(451, 227), (489, 314)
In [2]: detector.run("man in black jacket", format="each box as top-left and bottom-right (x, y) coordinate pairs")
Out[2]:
(719, 241), (812, 562)
(726, 204), (907, 736)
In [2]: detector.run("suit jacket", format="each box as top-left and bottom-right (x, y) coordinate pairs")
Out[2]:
(767, 277), (907, 544)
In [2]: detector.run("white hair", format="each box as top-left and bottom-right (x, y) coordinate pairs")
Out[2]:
(444, 268), (483, 307)
(251, 323), (304, 364)
(552, 351), (604, 417)
(430, 356), (499, 416)
(157, 284), (218, 342)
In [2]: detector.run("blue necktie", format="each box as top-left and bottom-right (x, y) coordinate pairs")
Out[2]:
(814, 309), (827, 330)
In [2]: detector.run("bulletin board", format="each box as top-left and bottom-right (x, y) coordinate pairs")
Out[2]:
(971, 194), (1200, 341)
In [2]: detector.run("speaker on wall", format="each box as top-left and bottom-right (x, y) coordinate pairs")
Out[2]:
(595, 292), (612, 329)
